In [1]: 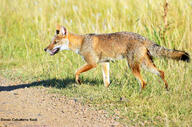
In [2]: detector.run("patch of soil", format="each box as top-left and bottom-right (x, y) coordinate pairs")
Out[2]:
(0, 76), (123, 127)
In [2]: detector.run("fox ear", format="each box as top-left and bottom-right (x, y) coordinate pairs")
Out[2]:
(60, 26), (67, 36)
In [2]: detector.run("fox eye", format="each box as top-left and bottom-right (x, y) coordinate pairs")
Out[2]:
(56, 30), (60, 34)
(53, 41), (57, 44)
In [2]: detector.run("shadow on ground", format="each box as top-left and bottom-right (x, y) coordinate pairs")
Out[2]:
(0, 77), (102, 92)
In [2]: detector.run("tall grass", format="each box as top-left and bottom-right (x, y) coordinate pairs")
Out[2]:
(0, 0), (192, 126)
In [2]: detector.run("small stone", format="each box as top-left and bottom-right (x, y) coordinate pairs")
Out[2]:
(13, 93), (19, 95)
(73, 99), (77, 103)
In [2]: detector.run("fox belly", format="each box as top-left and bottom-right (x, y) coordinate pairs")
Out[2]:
(98, 54), (124, 63)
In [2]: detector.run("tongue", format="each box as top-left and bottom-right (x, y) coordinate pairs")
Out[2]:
(50, 48), (59, 55)
(52, 48), (58, 53)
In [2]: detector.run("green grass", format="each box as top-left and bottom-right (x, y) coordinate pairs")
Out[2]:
(0, 0), (192, 126)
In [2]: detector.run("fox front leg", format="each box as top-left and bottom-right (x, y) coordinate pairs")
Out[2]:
(75, 64), (97, 84)
(101, 62), (110, 87)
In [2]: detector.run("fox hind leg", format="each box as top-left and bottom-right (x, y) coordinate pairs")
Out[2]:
(142, 55), (168, 90)
(126, 57), (147, 90)
(131, 64), (147, 89)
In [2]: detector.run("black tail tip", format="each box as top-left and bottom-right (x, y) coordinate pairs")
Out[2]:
(181, 52), (190, 62)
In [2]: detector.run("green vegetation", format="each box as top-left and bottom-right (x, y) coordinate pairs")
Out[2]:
(0, 0), (191, 126)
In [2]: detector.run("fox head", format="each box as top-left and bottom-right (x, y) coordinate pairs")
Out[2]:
(44, 25), (69, 55)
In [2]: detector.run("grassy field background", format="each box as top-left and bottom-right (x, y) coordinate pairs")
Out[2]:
(0, 0), (192, 126)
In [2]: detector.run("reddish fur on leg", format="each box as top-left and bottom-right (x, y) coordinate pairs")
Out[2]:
(75, 64), (97, 84)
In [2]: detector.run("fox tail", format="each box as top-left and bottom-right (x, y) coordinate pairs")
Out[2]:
(147, 43), (190, 62)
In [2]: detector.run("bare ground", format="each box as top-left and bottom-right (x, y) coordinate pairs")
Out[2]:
(0, 76), (123, 127)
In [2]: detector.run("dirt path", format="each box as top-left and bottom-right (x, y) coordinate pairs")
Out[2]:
(0, 76), (122, 127)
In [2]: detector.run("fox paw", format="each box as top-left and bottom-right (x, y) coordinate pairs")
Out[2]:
(75, 78), (81, 84)
(165, 86), (169, 91)
(104, 82), (110, 88)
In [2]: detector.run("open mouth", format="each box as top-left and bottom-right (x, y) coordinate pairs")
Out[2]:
(50, 48), (60, 55)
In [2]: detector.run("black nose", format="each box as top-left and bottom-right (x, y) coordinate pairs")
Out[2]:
(44, 48), (47, 52)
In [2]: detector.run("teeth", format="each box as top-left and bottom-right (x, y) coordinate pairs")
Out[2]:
(46, 50), (53, 54)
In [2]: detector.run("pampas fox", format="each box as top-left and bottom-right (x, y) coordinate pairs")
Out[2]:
(44, 25), (190, 90)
